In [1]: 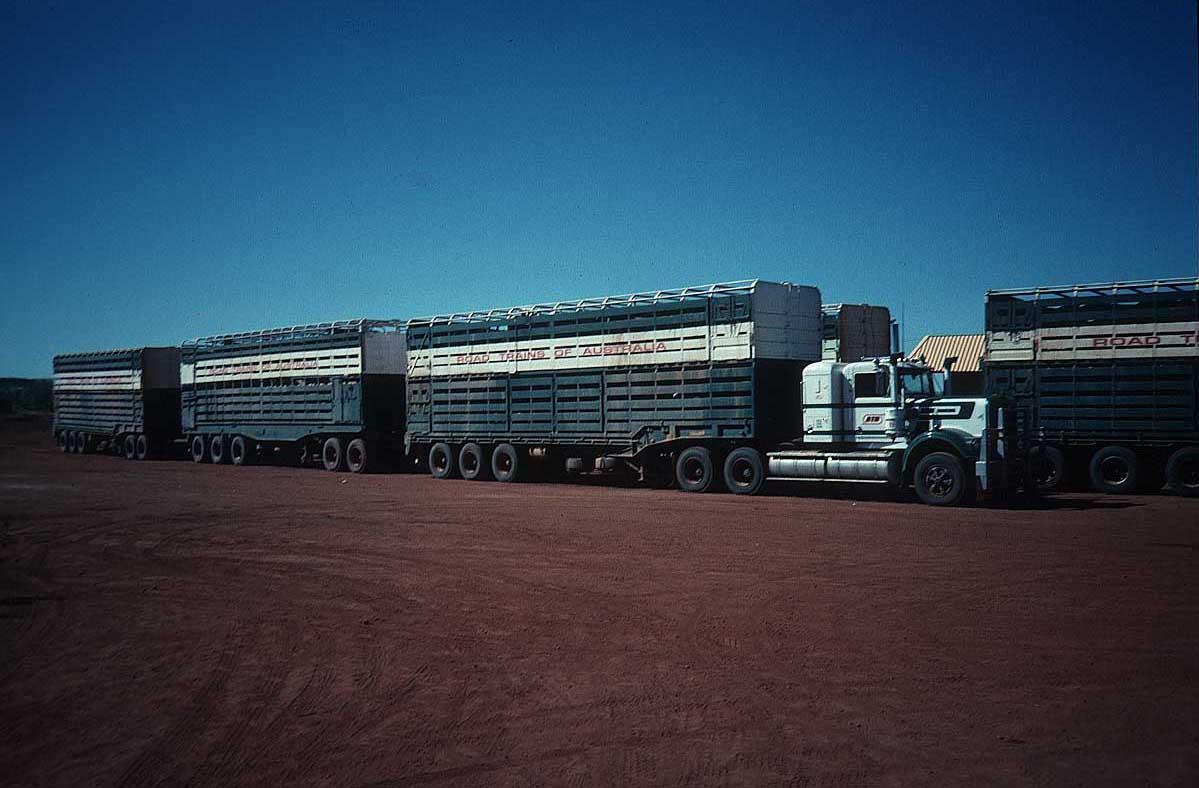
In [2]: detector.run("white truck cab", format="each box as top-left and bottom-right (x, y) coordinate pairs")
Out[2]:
(766, 357), (1000, 505)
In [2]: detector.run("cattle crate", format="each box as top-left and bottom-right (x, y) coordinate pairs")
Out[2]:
(53, 347), (181, 459)
(181, 319), (406, 472)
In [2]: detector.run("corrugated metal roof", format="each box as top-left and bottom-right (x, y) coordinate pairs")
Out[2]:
(910, 334), (985, 371)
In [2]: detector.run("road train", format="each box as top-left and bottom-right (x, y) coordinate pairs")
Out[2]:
(52, 276), (1199, 502)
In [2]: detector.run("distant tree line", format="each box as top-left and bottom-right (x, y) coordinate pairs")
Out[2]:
(0, 378), (53, 414)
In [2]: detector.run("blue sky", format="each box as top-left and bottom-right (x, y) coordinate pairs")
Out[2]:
(2, 1), (1195, 376)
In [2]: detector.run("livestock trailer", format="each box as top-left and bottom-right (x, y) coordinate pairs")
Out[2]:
(181, 320), (406, 472)
(985, 277), (1199, 496)
(406, 280), (1008, 505)
(53, 347), (181, 459)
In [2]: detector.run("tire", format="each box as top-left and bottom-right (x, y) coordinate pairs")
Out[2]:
(723, 447), (766, 495)
(209, 434), (227, 464)
(190, 435), (207, 463)
(123, 434), (137, 460)
(56, 432), (69, 452)
(428, 442), (456, 479)
(322, 437), (344, 472)
(675, 446), (716, 493)
(135, 434), (149, 461)
(1088, 446), (1138, 494)
(66, 431), (78, 453)
(346, 438), (369, 474)
(1164, 447), (1199, 498)
(77, 433), (90, 454)
(1028, 445), (1065, 493)
(230, 436), (254, 467)
(491, 443), (521, 483)
(458, 443), (489, 481)
(913, 452), (968, 506)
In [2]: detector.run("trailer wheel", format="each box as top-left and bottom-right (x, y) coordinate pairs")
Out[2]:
(723, 447), (765, 495)
(78, 433), (91, 454)
(190, 436), (207, 463)
(56, 432), (68, 452)
(123, 434), (137, 460)
(322, 437), (344, 472)
(491, 443), (521, 483)
(66, 431), (77, 453)
(346, 438), (369, 474)
(913, 452), (967, 506)
(209, 434), (228, 464)
(1028, 445), (1065, 493)
(459, 443), (489, 481)
(135, 434), (150, 461)
(1088, 446), (1138, 494)
(229, 436), (253, 466)
(1164, 448), (1199, 498)
(675, 446), (716, 493)
(428, 442), (456, 479)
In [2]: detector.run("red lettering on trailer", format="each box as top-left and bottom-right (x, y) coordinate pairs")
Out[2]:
(1092, 336), (1162, 348)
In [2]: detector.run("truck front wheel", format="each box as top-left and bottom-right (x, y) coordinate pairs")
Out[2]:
(913, 452), (968, 506)
(675, 446), (716, 493)
(723, 448), (765, 495)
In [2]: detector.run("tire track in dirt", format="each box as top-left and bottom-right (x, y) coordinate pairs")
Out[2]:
(183, 618), (297, 786)
(118, 618), (251, 788)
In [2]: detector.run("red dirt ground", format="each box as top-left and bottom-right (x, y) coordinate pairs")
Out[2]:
(2, 417), (1197, 786)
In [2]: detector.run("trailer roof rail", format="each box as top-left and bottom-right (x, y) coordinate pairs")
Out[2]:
(405, 279), (763, 327)
(53, 347), (144, 360)
(986, 276), (1199, 298)
(185, 318), (404, 347)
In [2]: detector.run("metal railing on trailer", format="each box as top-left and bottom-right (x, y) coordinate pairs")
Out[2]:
(404, 280), (762, 327)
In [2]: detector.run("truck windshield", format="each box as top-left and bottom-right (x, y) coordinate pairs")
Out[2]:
(901, 370), (943, 398)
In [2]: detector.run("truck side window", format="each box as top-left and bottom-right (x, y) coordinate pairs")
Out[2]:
(855, 372), (888, 397)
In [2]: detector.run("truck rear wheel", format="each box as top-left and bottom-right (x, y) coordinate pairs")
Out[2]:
(190, 436), (206, 463)
(428, 442), (456, 479)
(322, 437), (344, 472)
(77, 433), (90, 454)
(135, 434), (150, 461)
(209, 434), (227, 464)
(913, 452), (968, 506)
(1164, 447), (1199, 498)
(1088, 446), (1138, 494)
(346, 438), (369, 474)
(723, 447), (765, 495)
(1028, 445), (1065, 493)
(66, 431), (78, 453)
(57, 432), (68, 452)
(230, 436), (254, 466)
(491, 443), (521, 483)
(675, 446), (716, 493)
(459, 443), (489, 481)
(123, 434), (137, 460)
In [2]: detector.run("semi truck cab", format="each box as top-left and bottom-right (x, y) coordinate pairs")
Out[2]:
(764, 357), (1001, 505)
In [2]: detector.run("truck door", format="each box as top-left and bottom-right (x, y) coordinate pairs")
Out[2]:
(849, 367), (895, 443)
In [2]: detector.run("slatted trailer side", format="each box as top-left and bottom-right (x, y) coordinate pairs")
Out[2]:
(181, 320), (406, 472)
(984, 277), (1199, 496)
(405, 280), (822, 486)
(52, 347), (181, 459)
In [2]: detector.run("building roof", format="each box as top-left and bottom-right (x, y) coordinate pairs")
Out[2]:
(910, 334), (985, 372)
